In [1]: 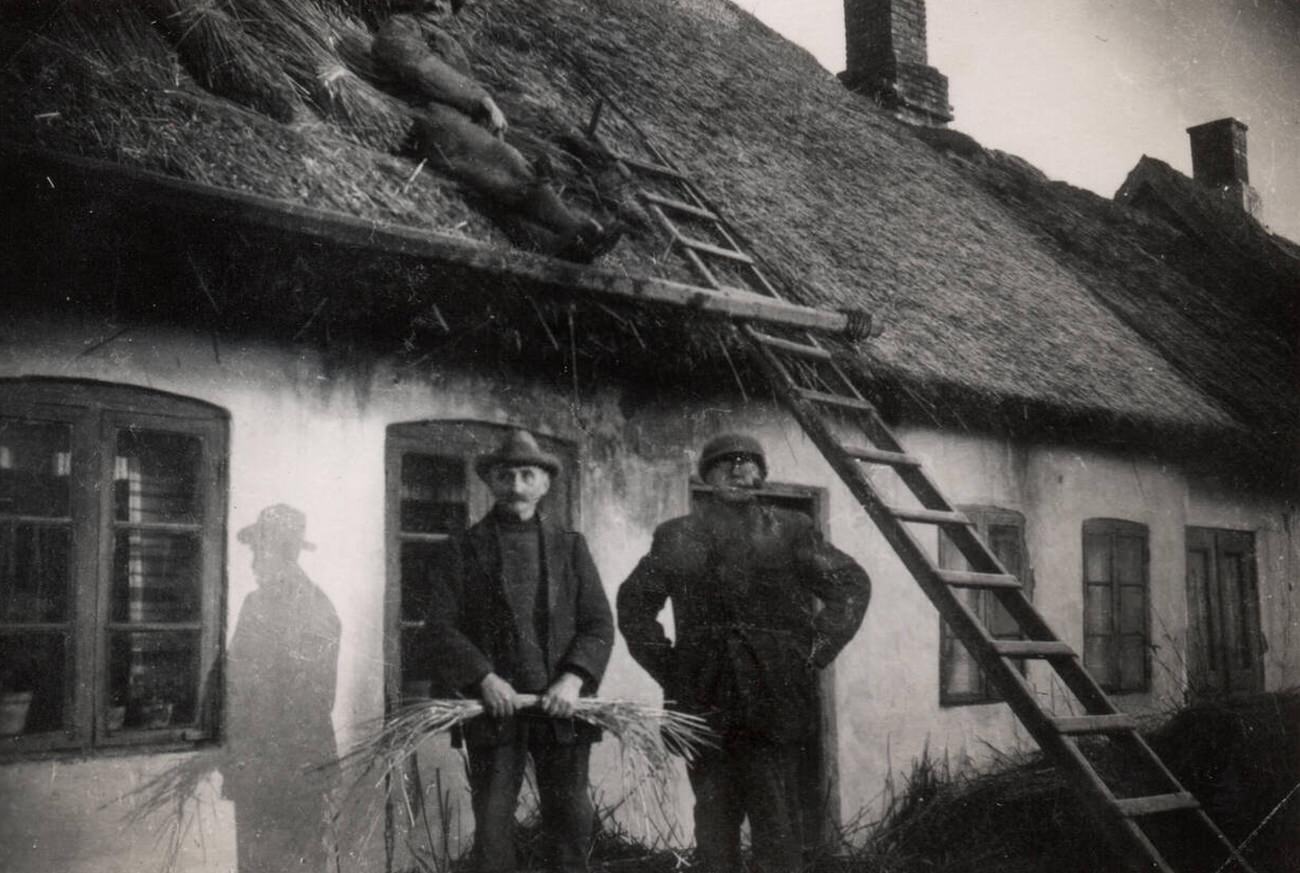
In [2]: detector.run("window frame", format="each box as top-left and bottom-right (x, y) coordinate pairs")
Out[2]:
(0, 379), (228, 758)
(382, 421), (577, 711)
(1082, 518), (1151, 695)
(938, 506), (1033, 707)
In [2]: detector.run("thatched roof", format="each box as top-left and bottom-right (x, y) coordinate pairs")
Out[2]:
(2, 0), (1294, 474)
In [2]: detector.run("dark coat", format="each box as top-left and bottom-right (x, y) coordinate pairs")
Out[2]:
(424, 509), (614, 746)
(617, 495), (871, 744)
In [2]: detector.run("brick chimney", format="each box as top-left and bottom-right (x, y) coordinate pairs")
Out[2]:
(838, 0), (952, 127)
(1186, 118), (1261, 217)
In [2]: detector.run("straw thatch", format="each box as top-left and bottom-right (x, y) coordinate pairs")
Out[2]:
(2, 0), (1294, 470)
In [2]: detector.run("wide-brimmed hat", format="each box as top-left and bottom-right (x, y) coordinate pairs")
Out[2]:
(475, 429), (562, 481)
(236, 503), (316, 551)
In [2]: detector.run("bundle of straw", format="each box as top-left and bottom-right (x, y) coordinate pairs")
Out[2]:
(224, 0), (411, 150)
(339, 695), (715, 787)
(145, 0), (303, 121)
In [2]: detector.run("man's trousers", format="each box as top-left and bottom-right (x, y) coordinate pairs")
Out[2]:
(686, 740), (803, 873)
(466, 732), (594, 873)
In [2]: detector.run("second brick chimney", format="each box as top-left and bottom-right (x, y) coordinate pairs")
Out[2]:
(1186, 118), (1261, 218)
(838, 0), (952, 127)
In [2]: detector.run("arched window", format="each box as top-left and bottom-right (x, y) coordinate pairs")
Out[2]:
(0, 380), (228, 754)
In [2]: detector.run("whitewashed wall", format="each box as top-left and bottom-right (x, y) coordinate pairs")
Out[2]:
(0, 317), (1293, 871)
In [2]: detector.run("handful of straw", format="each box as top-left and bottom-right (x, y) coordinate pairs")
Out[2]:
(339, 694), (715, 787)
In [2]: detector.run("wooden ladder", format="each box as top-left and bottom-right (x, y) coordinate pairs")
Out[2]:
(586, 95), (1255, 873)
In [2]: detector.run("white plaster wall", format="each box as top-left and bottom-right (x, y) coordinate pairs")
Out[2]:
(2, 318), (1295, 870)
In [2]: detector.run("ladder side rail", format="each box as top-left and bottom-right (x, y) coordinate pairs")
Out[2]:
(590, 98), (1249, 873)
(749, 339), (1181, 873)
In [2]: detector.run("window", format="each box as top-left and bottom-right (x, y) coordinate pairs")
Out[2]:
(0, 380), (227, 754)
(939, 507), (1033, 706)
(1185, 528), (1263, 697)
(1082, 519), (1149, 694)
(384, 422), (575, 705)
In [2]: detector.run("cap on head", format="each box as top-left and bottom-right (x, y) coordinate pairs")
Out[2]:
(236, 503), (315, 551)
(475, 429), (562, 481)
(698, 432), (767, 480)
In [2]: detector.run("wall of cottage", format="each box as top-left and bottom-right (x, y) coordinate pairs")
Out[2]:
(1, 320), (1294, 870)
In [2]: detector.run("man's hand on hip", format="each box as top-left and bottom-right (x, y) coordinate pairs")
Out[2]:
(540, 672), (584, 718)
(478, 672), (519, 718)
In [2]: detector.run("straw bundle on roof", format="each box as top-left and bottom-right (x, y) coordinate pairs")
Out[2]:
(224, 0), (411, 150)
(145, 0), (302, 121)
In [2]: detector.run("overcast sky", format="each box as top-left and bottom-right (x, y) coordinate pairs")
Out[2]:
(744, 0), (1300, 242)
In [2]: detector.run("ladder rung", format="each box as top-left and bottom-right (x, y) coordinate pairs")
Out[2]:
(992, 640), (1076, 659)
(749, 330), (834, 361)
(641, 191), (719, 221)
(890, 507), (971, 527)
(798, 388), (877, 413)
(613, 152), (685, 180)
(1053, 714), (1139, 735)
(1115, 793), (1200, 817)
(937, 569), (1021, 589)
(679, 236), (754, 265)
(844, 446), (921, 468)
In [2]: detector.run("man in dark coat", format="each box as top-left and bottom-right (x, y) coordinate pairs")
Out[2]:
(617, 434), (871, 873)
(425, 429), (613, 873)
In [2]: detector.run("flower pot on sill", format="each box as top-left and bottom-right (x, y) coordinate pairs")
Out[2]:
(0, 691), (34, 736)
(107, 705), (127, 732)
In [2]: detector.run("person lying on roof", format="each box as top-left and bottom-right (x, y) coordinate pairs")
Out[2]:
(373, 11), (623, 263)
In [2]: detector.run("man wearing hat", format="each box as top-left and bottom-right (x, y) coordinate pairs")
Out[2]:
(424, 429), (613, 873)
(617, 434), (871, 873)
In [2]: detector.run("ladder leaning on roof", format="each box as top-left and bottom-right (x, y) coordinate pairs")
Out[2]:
(583, 94), (1256, 873)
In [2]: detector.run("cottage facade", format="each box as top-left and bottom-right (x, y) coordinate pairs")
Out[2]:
(1, 1), (1296, 872)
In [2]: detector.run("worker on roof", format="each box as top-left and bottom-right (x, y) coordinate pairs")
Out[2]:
(373, 12), (624, 263)
(618, 433), (872, 873)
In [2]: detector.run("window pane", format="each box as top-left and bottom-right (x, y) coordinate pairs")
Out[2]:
(0, 632), (67, 736)
(1083, 533), (1110, 583)
(114, 430), (202, 524)
(1188, 548), (1218, 669)
(1084, 636), (1115, 689)
(400, 540), (443, 622)
(400, 455), (467, 534)
(937, 530), (968, 572)
(1, 522), (71, 622)
(1085, 584), (1113, 635)
(0, 419), (71, 518)
(989, 524), (1023, 578)
(111, 531), (202, 623)
(942, 629), (982, 699)
(1118, 635), (1146, 692)
(400, 626), (433, 699)
(1114, 535), (1145, 585)
(108, 631), (200, 730)
(1119, 585), (1146, 635)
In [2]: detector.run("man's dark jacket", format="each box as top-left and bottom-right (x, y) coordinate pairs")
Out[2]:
(425, 509), (614, 746)
(617, 495), (870, 744)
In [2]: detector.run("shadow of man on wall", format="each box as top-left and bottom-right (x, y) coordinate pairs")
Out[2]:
(222, 504), (341, 873)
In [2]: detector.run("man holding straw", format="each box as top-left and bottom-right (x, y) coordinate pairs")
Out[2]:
(618, 433), (872, 873)
(424, 429), (613, 873)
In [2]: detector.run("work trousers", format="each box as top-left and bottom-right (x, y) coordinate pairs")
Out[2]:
(467, 732), (594, 873)
(686, 740), (803, 873)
